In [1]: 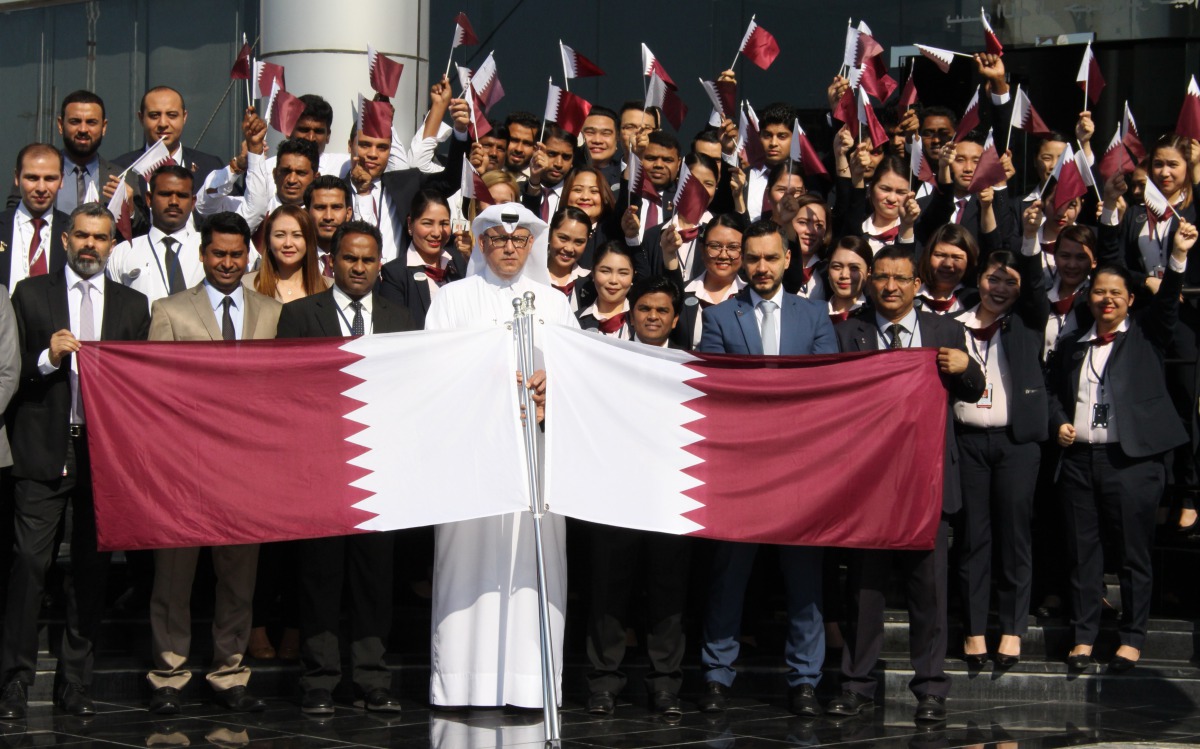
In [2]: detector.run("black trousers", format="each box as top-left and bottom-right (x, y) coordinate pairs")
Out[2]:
(1058, 443), (1163, 650)
(841, 520), (950, 700)
(956, 426), (1040, 636)
(0, 435), (110, 689)
(296, 532), (395, 694)
(585, 524), (690, 696)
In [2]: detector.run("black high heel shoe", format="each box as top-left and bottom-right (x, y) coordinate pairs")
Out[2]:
(962, 652), (988, 667)
(1066, 652), (1093, 671)
(994, 653), (1020, 668)
(1108, 655), (1138, 673)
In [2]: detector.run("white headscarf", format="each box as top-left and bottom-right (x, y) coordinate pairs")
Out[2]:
(468, 202), (551, 286)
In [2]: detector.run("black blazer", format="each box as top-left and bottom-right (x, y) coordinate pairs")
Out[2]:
(1099, 196), (1200, 296)
(635, 223), (696, 291)
(275, 288), (414, 338)
(9, 271), (150, 481)
(916, 183), (1020, 266)
(1046, 267), (1189, 459)
(836, 308), (986, 514)
(5, 154), (149, 236)
(112, 145), (225, 197)
(952, 248), (1051, 444)
(0, 208), (71, 290)
(377, 249), (468, 330)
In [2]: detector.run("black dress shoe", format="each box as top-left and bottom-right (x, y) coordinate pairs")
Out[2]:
(787, 684), (822, 718)
(361, 688), (402, 712)
(826, 690), (873, 716)
(57, 683), (96, 716)
(586, 691), (615, 716)
(0, 681), (27, 720)
(149, 686), (182, 715)
(651, 690), (682, 719)
(994, 653), (1020, 669)
(1066, 653), (1093, 671)
(962, 652), (988, 668)
(213, 685), (266, 712)
(698, 681), (728, 713)
(1108, 655), (1138, 673)
(914, 694), (946, 724)
(301, 688), (336, 715)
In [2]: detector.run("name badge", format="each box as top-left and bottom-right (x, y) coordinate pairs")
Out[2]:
(977, 383), (993, 409)
(413, 271), (428, 282)
(1092, 403), (1110, 429)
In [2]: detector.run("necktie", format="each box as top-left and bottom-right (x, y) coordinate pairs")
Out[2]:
(350, 300), (365, 336)
(759, 299), (779, 355)
(320, 253), (334, 278)
(1051, 294), (1076, 316)
(953, 198), (968, 224)
(75, 280), (95, 422)
(1092, 331), (1119, 346)
(540, 189), (552, 221)
(163, 237), (186, 294)
(597, 312), (627, 335)
(221, 296), (236, 341)
(922, 295), (956, 313)
(645, 194), (661, 228)
(28, 217), (47, 277)
(888, 323), (905, 349)
(970, 320), (1002, 341)
(74, 165), (85, 206)
(870, 225), (901, 245)
(830, 310), (851, 323)
(552, 280), (576, 297)
(423, 264), (450, 285)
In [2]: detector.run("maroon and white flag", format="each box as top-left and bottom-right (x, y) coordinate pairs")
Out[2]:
(1076, 42), (1105, 105)
(955, 85), (981, 142)
(896, 69), (918, 116)
(981, 9), (1003, 56)
(544, 328), (948, 549)
(647, 74), (687, 131)
(255, 61), (285, 99)
(910, 135), (935, 185)
(739, 102), (767, 169)
(843, 20), (884, 69)
(471, 52), (505, 111)
(700, 79), (737, 121)
(230, 36), (252, 80)
(451, 12), (479, 50)
(1122, 101), (1146, 161)
(1144, 179), (1179, 224)
(367, 43), (404, 98)
(466, 88), (491, 140)
(126, 137), (173, 180)
(967, 129), (1008, 193)
(736, 16), (780, 70)
(626, 151), (660, 207)
(357, 94), (394, 140)
(105, 183), (133, 242)
(78, 330), (529, 551)
(544, 82), (592, 136)
(266, 82), (306, 137)
(641, 44), (677, 89)
(1099, 127), (1136, 183)
(832, 87), (857, 129)
(560, 41), (604, 79)
(789, 120), (829, 179)
(857, 86), (888, 149)
(915, 44), (958, 74)
(850, 56), (898, 103)
(461, 160), (494, 207)
(1009, 85), (1051, 138)
(1049, 144), (1088, 213)
(673, 164), (710, 225)
(1176, 75), (1200, 143)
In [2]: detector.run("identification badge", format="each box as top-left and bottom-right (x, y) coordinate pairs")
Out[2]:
(976, 383), (993, 409)
(1092, 403), (1110, 429)
(1152, 264), (1166, 279)
(451, 218), (469, 234)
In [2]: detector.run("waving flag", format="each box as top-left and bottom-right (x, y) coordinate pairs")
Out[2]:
(967, 129), (1008, 193)
(641, 44), (677, 89)
(1099, 127), (1136, 183)
(126, 137), (173, 179)
(896, 69), (918, 115)
(627, 151), (660, 206)
(451, 12), (478, 50)
(955, 86), (982, 142)
(560, 42), (604, 79)
(544, 328), (948, 550)
(1121, 101), (1146, 161)
(736, 16), (780, 70)
(981, 9), (1003, 56)
(916, 44), (958, 73)
(910, 135), (935, 185)
(1144, 179), (1178, 224)
(1176, 76), (1200, 143)
(544, 82), (592, 136)
(790, 120), (829, 179)
(471, 52), (505, 110)
(673, 164), (711, 226)
(647, 74), (687, 130)
(1076, 42), (1105, 105)
(255, 61), (285, 99)
(79, 330), (528, 550)
(230, 36), (252, 80)
(739, 102), (767, 169)
(106, 184), (133, 242)
(857, 86), (887, 149)
(367, 43), (404, 98)
(267, 83), (306, 137)
(1009, 85), (1052, 138)
(700, 79), (737, 120)
(1049, 144), (1087, 213)
(358, 94), (394, 140)
(461, 161), (494, 207)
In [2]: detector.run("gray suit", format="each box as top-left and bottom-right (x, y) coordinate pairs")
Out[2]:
(0, 286), (17, 467)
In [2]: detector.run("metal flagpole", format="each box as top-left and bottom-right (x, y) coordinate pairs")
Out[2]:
(511, 292), (561, 746)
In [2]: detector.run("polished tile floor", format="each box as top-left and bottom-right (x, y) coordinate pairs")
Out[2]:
(3, 694), (1200, 748)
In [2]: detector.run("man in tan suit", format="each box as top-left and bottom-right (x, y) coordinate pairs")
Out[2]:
(146, 212), (281, 715)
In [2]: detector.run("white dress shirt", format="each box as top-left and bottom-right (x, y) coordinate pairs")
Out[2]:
(954, 307), (1010, 428)
(792, 254), (826, 301)
(195, 152), (273, 229)
(107, 223), (203, 304)
(1073, 319), (1129, 445)
(749, 286), (784, 354)
(746, 165), (770, 222)
(683, 272), (744, 349)
(332, 285), (373, 336)
(874, 307), (923, 349)
(406, 244), (455, 301)
(202, 280), (245, 340)
(58, 154), (101, 214)
(9, 203), (55, 295)
(38, 265), (106, 424)
(351, 180), (399, 264)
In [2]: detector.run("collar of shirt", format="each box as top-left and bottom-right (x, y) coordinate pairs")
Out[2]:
(203, 279), (244, 311)
(333, 284), (373, 315)
(875, 307), (919, 339)
(917, 282), (964, 300)
(685, 272), (746, 304)
(15, 200), (49, 227)
(749, 286), (784, 307)
(863, 215), (901, 235)
(160, 144), (185, 167)
(64, 262), (105, 295)
(1079, 318), (1130, 344)
(406, 244), (452, 268)
(828, 296), (865, 315)
(63, 153), (100, 180)
(1050, 277), (1087, 302)
(148, 225), (192, 248)
(580, 298), (630, 320)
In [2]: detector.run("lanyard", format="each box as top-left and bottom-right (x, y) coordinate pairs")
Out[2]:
(1086, 344), (1112, 396)
(147, 236), (171, 292)
(968, 333), (994, 371)
(335, 301), (372, 335)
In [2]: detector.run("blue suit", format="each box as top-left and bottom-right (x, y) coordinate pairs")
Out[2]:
(697, 288), (837, 689)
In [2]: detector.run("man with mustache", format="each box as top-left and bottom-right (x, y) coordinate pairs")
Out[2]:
(0, 202), (150, 719)
(304, 176), (354, 278)
(1, 144), (70, 293)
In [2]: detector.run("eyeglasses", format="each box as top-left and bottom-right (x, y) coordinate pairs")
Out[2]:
(704, 242), (742, 257)
(919, 129), (955, 140)
(871, 273), (917, 284)
(482, 233), (531, 248)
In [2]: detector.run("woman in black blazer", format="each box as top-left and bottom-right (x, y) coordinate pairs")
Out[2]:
(951, 231), (1049, 668)
(1049, 220), (1197, 671)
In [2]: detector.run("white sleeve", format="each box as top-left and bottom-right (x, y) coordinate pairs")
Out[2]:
(240, 151), (273, 230)
(194, 166), (240, 216)
(385, 127), (410, 172)
(409, 118), (453, 174)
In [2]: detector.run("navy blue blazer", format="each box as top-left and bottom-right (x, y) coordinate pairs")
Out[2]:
(698, 287), (838, 356)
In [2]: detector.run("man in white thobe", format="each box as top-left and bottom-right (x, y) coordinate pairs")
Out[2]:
(424, 203), (578, 708)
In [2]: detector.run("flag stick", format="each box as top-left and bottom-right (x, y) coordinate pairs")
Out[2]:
(245, 80), (252, 111)
(444, 32), (455, 79)
(560, 41), (571, 93)
(730, 14), (754, 69)
(540, 78), (551, 142)
(951, 51), (976, 58)
(1004, 84), (1019, 154)
(1079, 139), (1102, 202)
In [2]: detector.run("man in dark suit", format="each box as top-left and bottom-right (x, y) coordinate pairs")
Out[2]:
(112, 87), (224, 197)
(1, 144), (70, 291)
(827, 244), (984, 724)
(276, 220), (412, 714)
(0, 202), (150, 719)
(697, 220), (838, 718)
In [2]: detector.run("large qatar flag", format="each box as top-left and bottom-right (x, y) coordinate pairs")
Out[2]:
(543, 326), (948, 550)
(78, 329), (529, 551)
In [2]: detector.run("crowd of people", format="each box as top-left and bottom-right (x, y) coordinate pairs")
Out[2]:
(0, 46), (1197, 729)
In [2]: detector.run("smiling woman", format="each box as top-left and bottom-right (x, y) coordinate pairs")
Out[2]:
(245, 205), (327, 302)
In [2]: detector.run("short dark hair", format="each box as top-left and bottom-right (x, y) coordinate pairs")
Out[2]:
(60, 90), (105, 120)
(742, 218), (781, 245)
(919, 224), (979, 284)
(14, 143), (62, 174)
(958, 130), (988, 147)
(628, 274), (681, 314)
(149, 164), (194, 192)
(593, 240), (639, 271)
(919, 105), (957, 128)
(691, 128), (722, 151)
(139, 85), (185, 114)
(647, 130), (681, 155)
(505, 111), (540, 132)
(621, 100), (661, 130)
(1092, 263), (1134, 290)
(550, 205), (593, 232)
(332, 219), (383, 257)
(541, 123), (574, 146)
(1057, 224), (1097, 255)
(871, 243), (919, 273)
(586, 106), (619, 128)
(683, 151), (718, 176)
(200, 211), (251, 252)
(409, 189), (451, 220)
(702, 213), (748, 243)
(830, 235), (873, 269)
(979, 250), (1019, 279)
(68, 202), (116, 239)
(870, 155), (909, 186)
(483, 119), (508, 141)
(298, 94), (334, 128)
(759, 102), (796, 129)
(304, 174), (352, 207)
(275, 138), (319, 172)
(1040, 131), (1071, 146)
(767, 161), (807, 191)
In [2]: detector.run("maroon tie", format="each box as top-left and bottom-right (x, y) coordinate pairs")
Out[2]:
(923, 295), (956, 313)
(423, 264), (449, 285)
(597, 312), (627, 335)
(830, 310), (851, 323)
(320, 253), (334, 278)
(870, 225), (901, 245)
(953, 198), (967, 224)
(28, 217), (47, 277)
(645, 195), (661, 228)
(970, 320), (1002, 341)
(1092, 331), (1119, 346)
(761, 189), (773, 218)
(1051, 294), (1076, 316)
